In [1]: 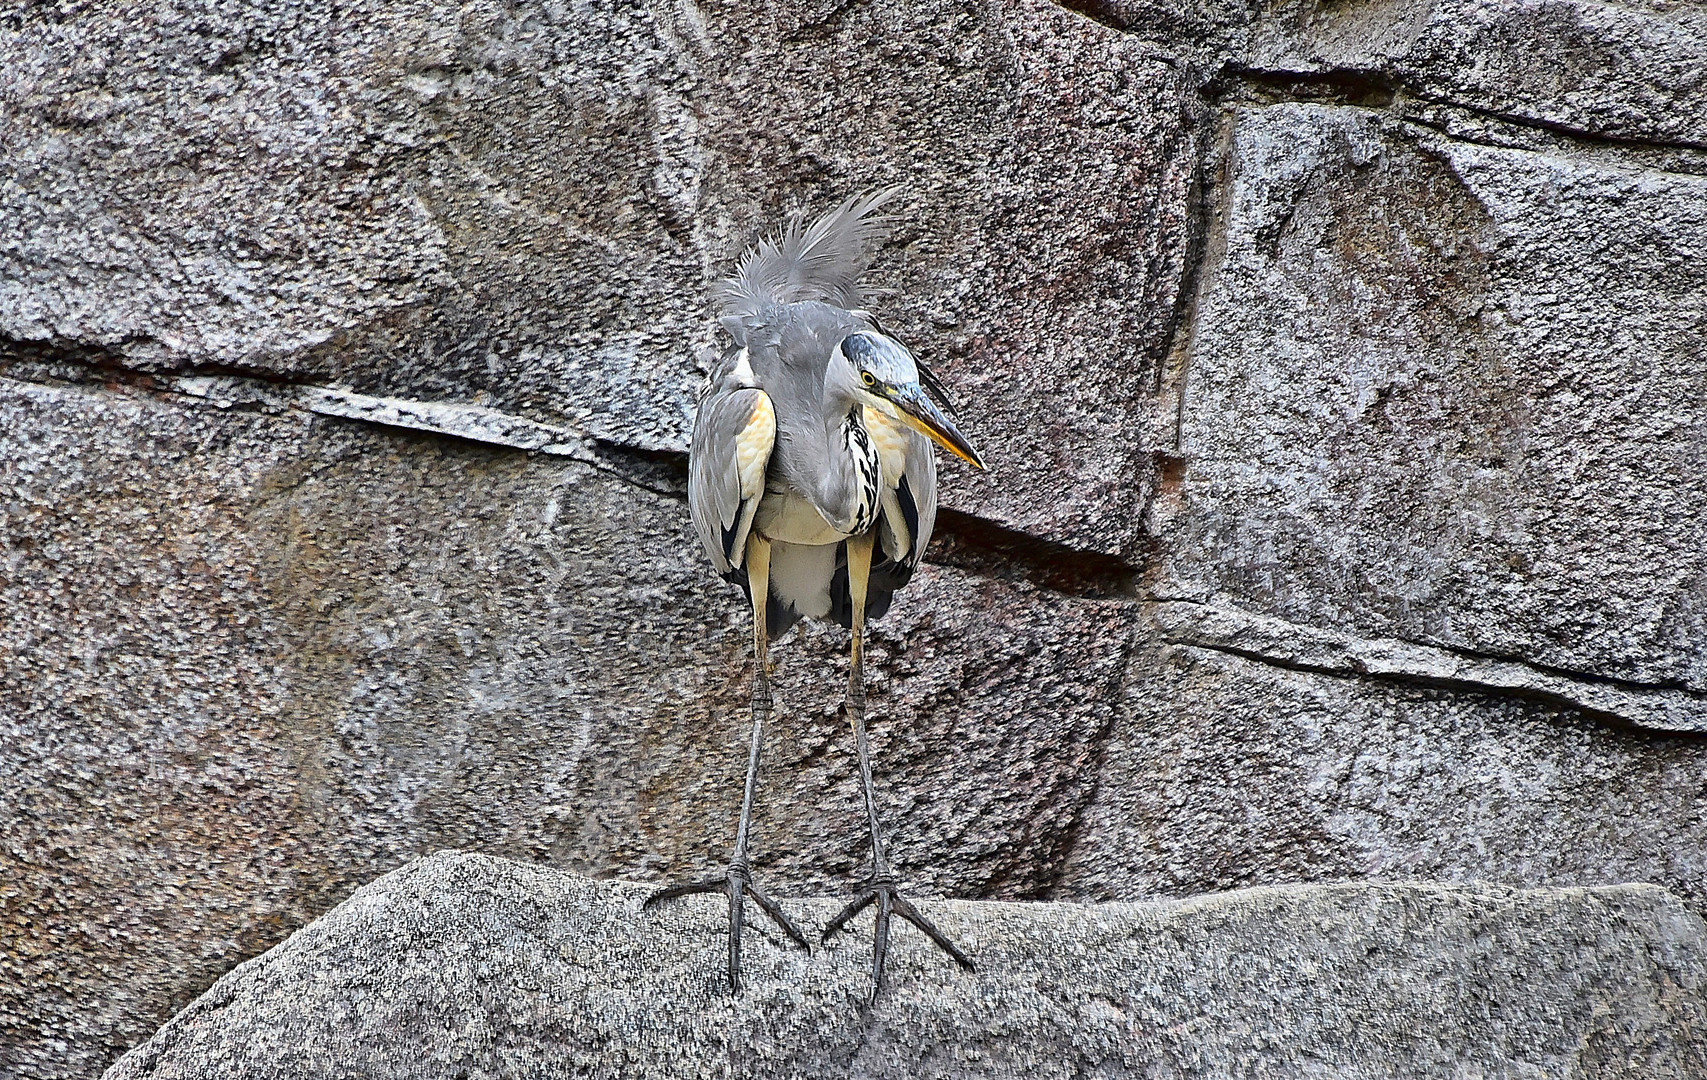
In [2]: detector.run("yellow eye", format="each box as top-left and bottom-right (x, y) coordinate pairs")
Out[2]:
(861, 371), (876, 387)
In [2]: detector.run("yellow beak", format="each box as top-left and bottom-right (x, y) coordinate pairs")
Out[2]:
(888, 383), (986, 470)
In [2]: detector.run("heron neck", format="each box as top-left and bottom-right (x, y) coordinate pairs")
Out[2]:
(813, 401), (881, 536)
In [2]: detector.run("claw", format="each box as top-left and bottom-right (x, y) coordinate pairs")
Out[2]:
(823, 878), (975, 996)
(645, 867), (809, 990)
(891, 892), (976, 973)
(820, 889), (877, 941)
(643, 876), (727, 908)
(745, 880), (811, 949)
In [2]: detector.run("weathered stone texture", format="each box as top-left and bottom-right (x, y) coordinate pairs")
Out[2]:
(1060, 630), (1707, 903)
(0, 378), (1129, 1078)
(1157, 102), (1707, 690)
(107, 852), (1707, 1080)
(1248, 0), (1707, 147)
(0, 0), (1206, 550)
(4, 0), (1707, 1075)
(1, 381), (311, 1078)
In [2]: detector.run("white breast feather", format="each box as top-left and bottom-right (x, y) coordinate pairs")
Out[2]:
(864, 406), (913, 560)
(863, 405), (910, 488)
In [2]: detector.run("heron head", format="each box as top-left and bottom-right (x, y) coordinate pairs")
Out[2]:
(838, 331), (985, 470)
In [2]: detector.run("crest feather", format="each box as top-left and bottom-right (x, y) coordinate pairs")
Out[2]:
(715, 189), (901, 318)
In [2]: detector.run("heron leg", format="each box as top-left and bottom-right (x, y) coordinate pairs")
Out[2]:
(644, 534), (808, 989)
(821, 530), (976, 997)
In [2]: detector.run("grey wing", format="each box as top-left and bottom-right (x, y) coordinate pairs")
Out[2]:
(900, 427), (937, 568)
(687, 381), (775, 576)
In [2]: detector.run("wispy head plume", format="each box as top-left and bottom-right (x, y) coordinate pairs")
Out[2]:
(715, 188), (902, 317)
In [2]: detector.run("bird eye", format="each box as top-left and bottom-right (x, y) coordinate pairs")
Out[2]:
(861, 371), (876, 388)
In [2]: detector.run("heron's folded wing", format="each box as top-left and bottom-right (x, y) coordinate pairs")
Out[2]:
(688, 386), (775, 573)
(899, 427), (937, 570)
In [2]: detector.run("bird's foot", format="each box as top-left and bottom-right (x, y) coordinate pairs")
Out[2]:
(643, 862), (809, 990)
(822, 874), (975, 996)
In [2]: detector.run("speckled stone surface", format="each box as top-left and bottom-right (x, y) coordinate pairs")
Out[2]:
(0, 0), (1209, 552)
(0, 378), (1133, 1076)
(1155, 102), (1707, 691)
(105, 852), (1707, 1079)
(5, 0), (1707, 1076)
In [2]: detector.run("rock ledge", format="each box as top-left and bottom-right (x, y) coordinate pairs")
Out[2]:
(106, 852), (1707, 1079)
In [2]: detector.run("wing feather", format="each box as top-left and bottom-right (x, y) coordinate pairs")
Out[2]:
(899, 429), (937, 570)
(688, 383), (774, 574)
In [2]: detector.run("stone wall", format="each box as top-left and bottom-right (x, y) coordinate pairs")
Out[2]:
(2, 0), (1704, 1075)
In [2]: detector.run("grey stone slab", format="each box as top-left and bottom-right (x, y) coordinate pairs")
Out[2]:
(1152, 598), (1707, 733)
(0, 377), (1131, 1078)
(0, 0), (708, 449)
(0, 0), (1211, 552)
(1248, 0), (1707, 147)
(106, 851), (1707, 1079)
(1059, 628), (1707, 909)
(1159, 102), (1707, 690)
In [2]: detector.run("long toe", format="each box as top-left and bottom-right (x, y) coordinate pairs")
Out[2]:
(643, 876), (729, 909)
(745, 881), (811, 950)
(821, 888), (879, 943)
(726, 876), (746, 990)
(826, 880), (977, 996)
(891, 893), (976, 973)
(644, 867), (806, 991)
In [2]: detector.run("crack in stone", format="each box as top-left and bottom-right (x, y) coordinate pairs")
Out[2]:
(0, 348), (1138, 602)
(1207, 64), (1401, 109)
(1153, 599), (1707, 736)
(172, 376), (596, 457)
(927, 508), (1138, 600)
(1046, 0), (1130, 34)
(0, 332), (324, 388)
(1436, 96), (1707, 156)
(0, 348), (687, 502)
(1209, 64), (1707, 155)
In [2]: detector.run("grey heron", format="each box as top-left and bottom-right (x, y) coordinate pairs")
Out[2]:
(645, 190), (985, 994)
